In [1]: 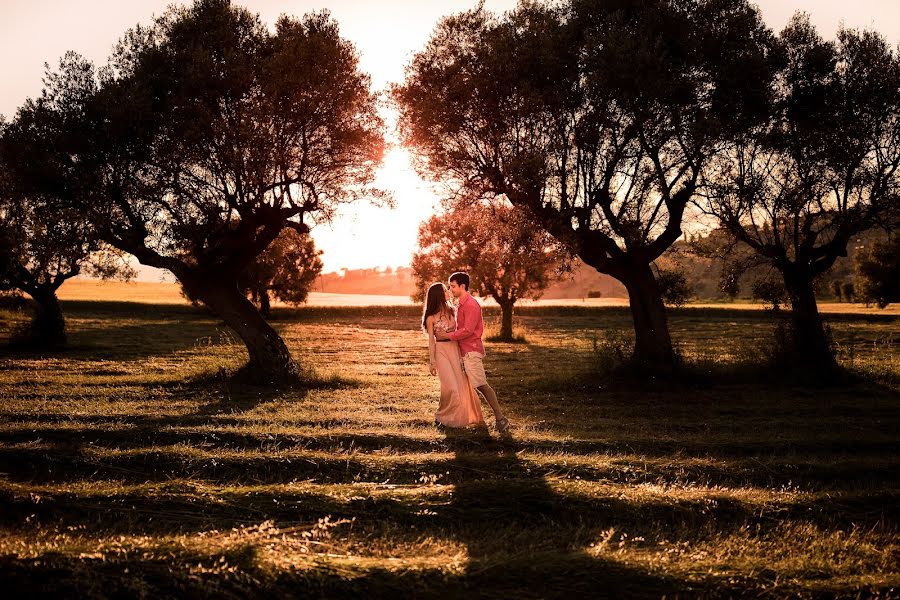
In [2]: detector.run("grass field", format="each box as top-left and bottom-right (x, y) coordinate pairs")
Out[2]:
(0, 298), (898, 598)
(56, 278), (900, 314)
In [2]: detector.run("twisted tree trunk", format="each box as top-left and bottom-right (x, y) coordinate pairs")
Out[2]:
(181, 272), (298, 384)
(27, 286), (67, 348)
(782, 268), (837, 372)
(620, 262), (676, 375)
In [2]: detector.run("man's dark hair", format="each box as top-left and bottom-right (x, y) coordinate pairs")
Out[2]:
(449, 271), (470, 290)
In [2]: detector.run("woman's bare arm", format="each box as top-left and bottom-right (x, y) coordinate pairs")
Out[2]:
(425, 316), (437, 375)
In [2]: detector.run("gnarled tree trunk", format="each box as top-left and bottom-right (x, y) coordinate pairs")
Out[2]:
(782, 268), (837, 372)
(27, 286), (67, 348)
(182, 272), (298, 384)
(620, 262), (676, 375)
(258, 288), (271, 319)
(497, 297), (515, 341)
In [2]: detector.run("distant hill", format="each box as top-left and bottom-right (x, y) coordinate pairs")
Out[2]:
(542, 263), (627, 299)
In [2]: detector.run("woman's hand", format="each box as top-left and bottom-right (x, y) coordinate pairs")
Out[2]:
(429, 362), (437, 376)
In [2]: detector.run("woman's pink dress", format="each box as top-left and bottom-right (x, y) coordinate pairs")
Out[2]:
(432, 312), (484, 427)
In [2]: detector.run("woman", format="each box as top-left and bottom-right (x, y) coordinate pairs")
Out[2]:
(422, 282), (484, 427)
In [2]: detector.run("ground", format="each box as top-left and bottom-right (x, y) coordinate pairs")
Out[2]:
(0, 298), (897, 598)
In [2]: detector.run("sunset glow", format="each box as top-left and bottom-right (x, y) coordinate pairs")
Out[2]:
(310, 144), (441, 272)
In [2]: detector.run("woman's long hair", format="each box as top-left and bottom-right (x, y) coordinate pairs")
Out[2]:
(421, 282), (452, 332)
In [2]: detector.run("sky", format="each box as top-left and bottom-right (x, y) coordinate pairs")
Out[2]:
(2, 0), (899, 275)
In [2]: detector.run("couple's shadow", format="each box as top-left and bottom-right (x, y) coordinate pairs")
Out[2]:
(438, 427), (684, 598)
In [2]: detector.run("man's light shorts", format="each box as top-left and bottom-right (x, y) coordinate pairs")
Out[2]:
(462, 352), (488, 388)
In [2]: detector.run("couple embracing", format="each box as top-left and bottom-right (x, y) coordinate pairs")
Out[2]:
(422, 272), (510, 432)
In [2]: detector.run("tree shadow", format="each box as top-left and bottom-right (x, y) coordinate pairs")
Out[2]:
(0, 302), (224, 361)
(437, 427), (700, 597)
(0, 419), (896, 597)
(180, 370), (299, 417)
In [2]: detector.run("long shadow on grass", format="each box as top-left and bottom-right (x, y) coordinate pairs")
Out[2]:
(1, 433), (896, 597)
(3, 421), (898, 459)
(3, 438), (898, 492)
(438, 428), (700, 598)
(0, 306), (227, 362)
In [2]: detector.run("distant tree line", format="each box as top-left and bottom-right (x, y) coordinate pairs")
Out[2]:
(671, 228), (898, 308)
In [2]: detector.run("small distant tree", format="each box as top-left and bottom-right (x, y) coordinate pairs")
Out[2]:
(180, 228), (323, 317)
(830, 280), (843, 301)
(752, 278), (788, 312)
(855, 238), (900, 308)
(0, 129), (132, 348)
(655, 268), (692, 308)
(411, 203), (570, 341)
(689, 226), (769, 301)
(241, 229), (323, 317)
(841, 281), (857, 305)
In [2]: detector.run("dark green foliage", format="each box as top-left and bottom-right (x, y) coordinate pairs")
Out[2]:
(655, 269), (693, 308)
(855, 238), (900, 308)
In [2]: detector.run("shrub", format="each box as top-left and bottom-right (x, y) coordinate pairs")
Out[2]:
(656, 269), (692, 307)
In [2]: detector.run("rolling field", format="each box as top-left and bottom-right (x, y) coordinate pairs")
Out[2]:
(55, 278), (900, 314)
(0, 298), (898, 598)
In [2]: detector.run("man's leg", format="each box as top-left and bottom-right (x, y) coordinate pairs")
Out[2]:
(476, 383), (504, 421)
(464, 353), (509, 430)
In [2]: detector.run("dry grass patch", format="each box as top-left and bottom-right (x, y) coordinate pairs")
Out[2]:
(0, 301), (897, 597)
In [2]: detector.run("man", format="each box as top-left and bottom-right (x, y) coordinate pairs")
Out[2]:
(434, 271), (510, 432)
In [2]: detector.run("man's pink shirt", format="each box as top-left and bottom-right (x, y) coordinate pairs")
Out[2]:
(447, 294), (485, 355)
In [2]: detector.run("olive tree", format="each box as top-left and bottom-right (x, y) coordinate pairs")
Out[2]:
(855, 237), (900, 309)
(12, 1), (384, 382)
(0, 120), (132, 348)
(411, 203), (569, 340)
(395, 0), (776, 373)
(699, 15), (900, 369)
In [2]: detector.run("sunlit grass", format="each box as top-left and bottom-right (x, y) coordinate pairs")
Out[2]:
(0, 299), (897, 596)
